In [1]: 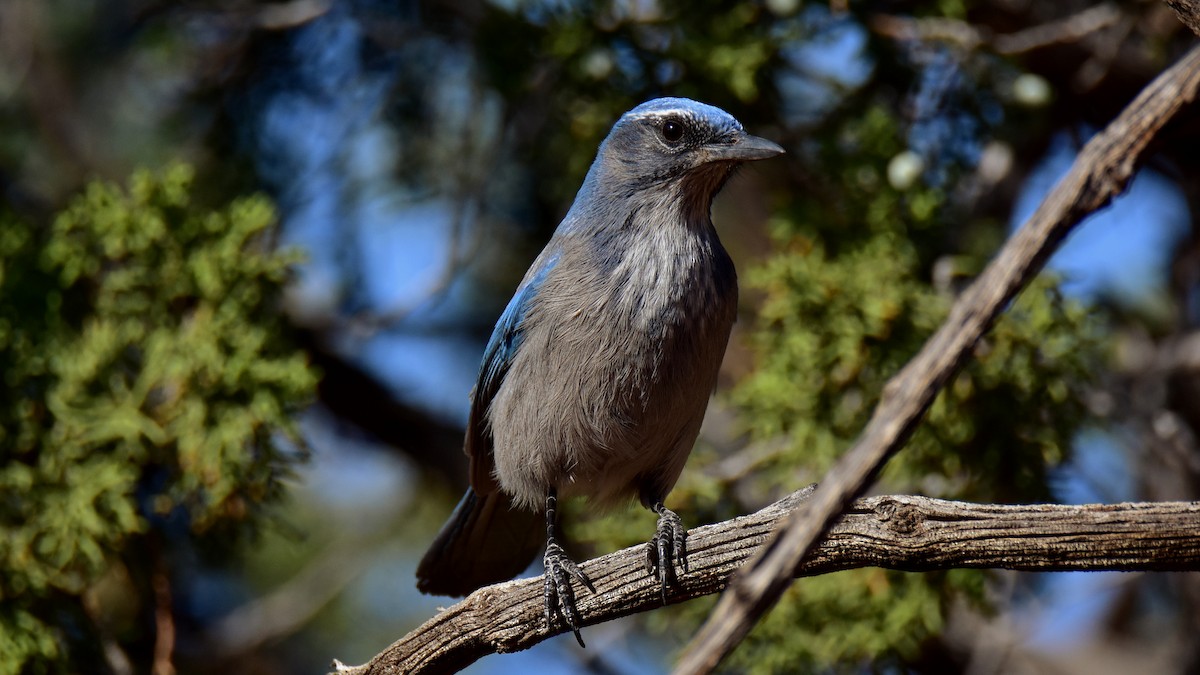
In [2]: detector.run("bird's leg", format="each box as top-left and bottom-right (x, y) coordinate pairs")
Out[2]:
(542, 488), (595, 648)
(644, 501), (688, 604)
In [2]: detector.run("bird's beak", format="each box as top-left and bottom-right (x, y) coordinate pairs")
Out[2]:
(706, 131), (785, 162)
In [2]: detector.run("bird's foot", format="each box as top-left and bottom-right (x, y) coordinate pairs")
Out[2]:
(644, 503), (688, 603)
(543, 538), (595, 648)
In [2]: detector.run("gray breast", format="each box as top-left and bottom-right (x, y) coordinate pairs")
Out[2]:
(486, 220), (737, 510)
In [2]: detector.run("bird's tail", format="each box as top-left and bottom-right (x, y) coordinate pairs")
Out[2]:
(416, 487), (544, 597)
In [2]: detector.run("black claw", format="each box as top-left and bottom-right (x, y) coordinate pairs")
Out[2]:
(542, 559), (557, 629)
(544, 540), (592, 647)
(646, 503), (688, 603)
(542, 489), (593, 648)
(677, 531), (689, 575)
(657, 532), (672, 602)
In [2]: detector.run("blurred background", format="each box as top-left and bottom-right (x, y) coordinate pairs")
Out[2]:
(2, 1), (1200, 673)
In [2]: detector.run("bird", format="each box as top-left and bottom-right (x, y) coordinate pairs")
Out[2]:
(415, 97), (783, 647)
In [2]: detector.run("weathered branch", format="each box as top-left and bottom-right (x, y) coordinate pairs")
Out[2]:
(1166, 0), (1200, 38)
(329, 489), (1200, 675)
(869, 4), (1123, 55)
(673, 41), (1200, 675)
(209, 538), (374, 657)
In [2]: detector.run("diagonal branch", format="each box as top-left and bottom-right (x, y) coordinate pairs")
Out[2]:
(1167, 0), (1200, 38)
(869, 4), (1124, 55)
(671, 41), (1200, 675)
(328, 489), (1200, 675)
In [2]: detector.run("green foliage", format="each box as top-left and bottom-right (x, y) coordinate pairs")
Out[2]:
(0, 165), (316, 673)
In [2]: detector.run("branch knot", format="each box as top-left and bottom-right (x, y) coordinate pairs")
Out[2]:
(875, 497), (922, 535)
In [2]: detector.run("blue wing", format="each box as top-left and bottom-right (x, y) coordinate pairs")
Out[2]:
(465, 249), (560, 492)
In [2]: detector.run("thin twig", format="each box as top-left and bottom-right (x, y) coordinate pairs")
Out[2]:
(868, 5), (1123, 55)
(207, 538), (375, 657)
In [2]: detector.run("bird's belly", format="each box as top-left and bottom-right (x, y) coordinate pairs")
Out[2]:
(488, 295), (731, 510)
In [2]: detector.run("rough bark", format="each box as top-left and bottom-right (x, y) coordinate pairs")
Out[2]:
(328, 489), (1200, 675)
(1167, 0), (1200, 37)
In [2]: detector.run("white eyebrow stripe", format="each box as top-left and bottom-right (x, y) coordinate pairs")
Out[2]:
(624, 109), (744, 136)
(627, 110), (696, 122)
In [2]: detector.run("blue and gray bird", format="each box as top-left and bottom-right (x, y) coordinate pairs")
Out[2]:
(416, 97), (783, 646)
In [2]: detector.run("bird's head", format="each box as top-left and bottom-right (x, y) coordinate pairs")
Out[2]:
(593, 97), (784, 197)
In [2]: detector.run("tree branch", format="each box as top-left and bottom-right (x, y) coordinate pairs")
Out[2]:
(869, 4), (1124, 55)
(328, 488), (1200, 675)
(672, 40), (1200, 675)
(1166, 0), (1200, 38)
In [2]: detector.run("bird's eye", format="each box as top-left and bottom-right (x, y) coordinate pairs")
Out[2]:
(661, 119), (684, 142)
